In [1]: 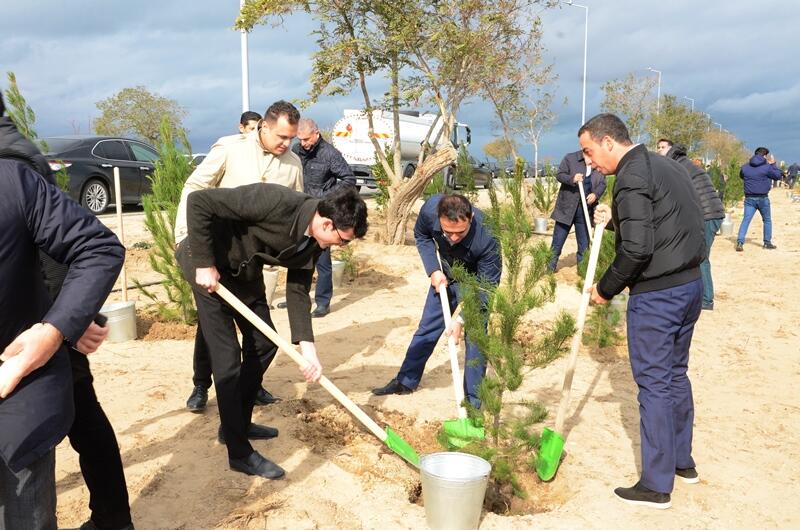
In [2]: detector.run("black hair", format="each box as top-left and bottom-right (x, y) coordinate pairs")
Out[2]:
(754, 147), (769, 156)
(578, 113), (632, 145)
(671, 144), (688, 157)
(0, 92), (4, 116)
(240, 111), (261, 125)
(658, 138), (673, 147)
(317, 186), (369, 238)
(437, 194), (473, 222)
(263, 100), (300, 126)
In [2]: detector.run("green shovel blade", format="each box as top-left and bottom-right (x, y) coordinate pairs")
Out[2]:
(442, 418), (485, 449)
(384, 426), (420, 467)
(536, 427), (565, 481)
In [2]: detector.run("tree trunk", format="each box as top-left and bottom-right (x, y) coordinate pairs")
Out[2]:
(385, 145), (457, 245)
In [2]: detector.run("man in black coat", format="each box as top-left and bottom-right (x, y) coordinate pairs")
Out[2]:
(178, 184), (367, 479)
(580, 114), (705, 509)
(290, 118), (357, 317)
(548, 150), (606, 271)
(662, 142), (726, 310)
(0, 161), (124, 529)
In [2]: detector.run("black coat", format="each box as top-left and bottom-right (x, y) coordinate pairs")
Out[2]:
(292, 137), (356, 198)
(0, 161), (124, 472)
(0, 116), (54, 183)
(186, 184), (322, 343)
(667, 146), (725, 221)
(597, 145), (705, 299)
(551, 150), (607, 225)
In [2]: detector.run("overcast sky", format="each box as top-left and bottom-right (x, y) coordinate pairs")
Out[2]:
(2, 1), (798, 164)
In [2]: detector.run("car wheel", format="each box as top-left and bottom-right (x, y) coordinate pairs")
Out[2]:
(81, 179), (109, 214)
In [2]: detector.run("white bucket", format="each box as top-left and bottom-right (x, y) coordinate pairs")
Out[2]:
(420, 452), (491, 530)
(100, 301), (137, 343)
(719, 212), (734, 236)
(534, 217), (548, 234)
(331, 260), (346, 288)
(263, 268), (279, 305)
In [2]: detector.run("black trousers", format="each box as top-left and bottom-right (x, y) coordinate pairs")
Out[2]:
(67, 364), (131, 530)
(192, 323), (213, 389)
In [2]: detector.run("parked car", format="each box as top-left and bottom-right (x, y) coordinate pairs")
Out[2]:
(448, 156), (496, 189)
(43, 135), (159, 214)
(190, 152), (207, 166)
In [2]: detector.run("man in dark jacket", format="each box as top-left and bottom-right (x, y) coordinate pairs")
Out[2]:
(736, 147), (783, 251)
(179, 184), (367, 480)
(549, 150), (606, 271)
(663, 143), (726, 311)
(0, 161), (124, 529)
(290, 118), (356, 317)
(579, 114), (706, 509)
(371, 194), (501, 409)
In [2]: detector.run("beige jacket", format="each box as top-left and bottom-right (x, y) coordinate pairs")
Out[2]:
(174, 130), (303, 243)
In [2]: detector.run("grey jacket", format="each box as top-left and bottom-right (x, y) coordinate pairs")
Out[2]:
(551, 150), (607, 225)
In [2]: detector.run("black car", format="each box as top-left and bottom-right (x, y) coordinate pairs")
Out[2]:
(43, 135), (159, 214)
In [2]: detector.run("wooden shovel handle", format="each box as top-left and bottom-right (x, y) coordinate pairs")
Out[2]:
(438, 286), (468, 419)
(215, 284), (387, 442)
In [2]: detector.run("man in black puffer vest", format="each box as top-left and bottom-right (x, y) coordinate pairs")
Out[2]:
(580, 114), (706, 510)
(659, 141), (725, 310)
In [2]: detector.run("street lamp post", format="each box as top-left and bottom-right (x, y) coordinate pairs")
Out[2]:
(682, 96), (695, 112)
(714, 122), (723, 132)
(647, 67), (662, 115)
(240, 0), (250, 113)
(566, 1), (589, 126)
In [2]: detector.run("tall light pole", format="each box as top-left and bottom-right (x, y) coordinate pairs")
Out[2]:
(714, 122), (723, 132)
(240, 0), (250, 113)
(566, 1), (589, 126)
(647, 67), (662, 115)
(682, 96), (695, 112)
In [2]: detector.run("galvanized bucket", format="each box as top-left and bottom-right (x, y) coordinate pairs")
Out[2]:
(100, 301), (137, 343)
(420, 452), (491, 530)
(331, 260), (346, 288)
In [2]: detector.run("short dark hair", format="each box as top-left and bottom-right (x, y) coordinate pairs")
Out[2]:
(263, 100), (300, 126)
(671, 144), (688, 157)
(240, 111), (261, 125)
(578, 113), (632, 145)
(437, 194), (473, 222)
(754, 147), (769, 156)
(0, 92), (5, 116)
(318, 186), (368, 238)
(658, 138), (673, 146)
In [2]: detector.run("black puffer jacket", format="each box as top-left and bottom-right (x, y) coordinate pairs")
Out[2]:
(597, 145), (705, 299)
(0, 116), (54, 183)
(292, 137), (356, 198)
(667, 145), (725, 221)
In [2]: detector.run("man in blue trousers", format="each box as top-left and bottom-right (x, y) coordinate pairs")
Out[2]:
(371, 194), (501, 409)
(736, 147), (783, 251)
(579, 114), (706, 509)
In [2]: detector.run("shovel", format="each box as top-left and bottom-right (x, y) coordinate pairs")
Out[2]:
(438, 285), (485, 447)
(215, 283), (420, 468)
(536, 216), (607, 481)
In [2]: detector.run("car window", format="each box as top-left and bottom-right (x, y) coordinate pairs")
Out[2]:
(129, 142), (159, 163)
(95, 140), (131, 161)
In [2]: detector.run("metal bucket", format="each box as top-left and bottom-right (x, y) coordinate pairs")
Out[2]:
(100, 301), (137, 343)
(331, 260), (345, 288)
(534, 217), (548, 234)
(719, 212), (734, 236)
(263, 267), (279, 305)
(420, 452), (491, 530)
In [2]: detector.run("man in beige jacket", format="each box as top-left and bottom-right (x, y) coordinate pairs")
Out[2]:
(176, 100), (303, 414)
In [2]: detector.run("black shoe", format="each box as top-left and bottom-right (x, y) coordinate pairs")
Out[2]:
(763, 242), (777, 249)
(255, 387), (282, 406)
(229, 451), (285, 480)
(371, 378), (413, 396)
(62, 521), (135, 530)
(186, 385), (208, 413)
(276, 301), (287, 309)
(701, 302), (714, 311)
(218, 423), (280, 444)
(614, 482), (671, 509)
(735, 242), (743, 252)
(311, 305), (330, 318)
(676, 467), (700, 484)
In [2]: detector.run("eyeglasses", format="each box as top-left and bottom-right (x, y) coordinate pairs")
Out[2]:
(333, 225), (352, 246)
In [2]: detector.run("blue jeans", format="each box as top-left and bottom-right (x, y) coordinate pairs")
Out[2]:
(737, 196), (772, 245)
(314, 247), (333, 309)
(701, 219), (722, 305)
(0, 449), (57, 530)
(397, 285), (487, 409)
(549, 205), (589, 271)
(627, 278), (702, 494)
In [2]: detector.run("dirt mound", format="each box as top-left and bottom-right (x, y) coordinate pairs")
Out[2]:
(136, 309), (197, 341)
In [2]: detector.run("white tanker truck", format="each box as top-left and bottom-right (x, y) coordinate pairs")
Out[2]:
(331, 109), (472, 188)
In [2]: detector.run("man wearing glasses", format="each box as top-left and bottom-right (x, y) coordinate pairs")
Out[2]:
(372, 194), (501, 409)
(178, 184), (368, 479)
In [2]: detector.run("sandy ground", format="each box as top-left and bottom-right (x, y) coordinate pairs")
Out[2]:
(54, 191), (800, 529)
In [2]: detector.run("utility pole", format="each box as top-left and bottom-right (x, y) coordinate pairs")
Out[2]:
(240, 0), (250, 112)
